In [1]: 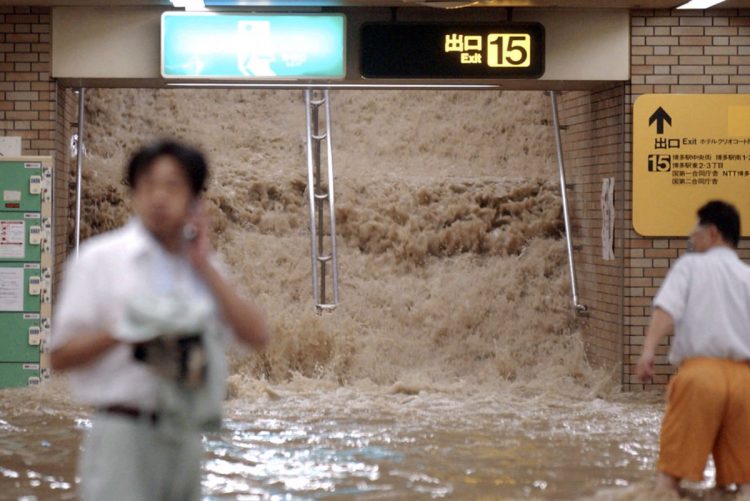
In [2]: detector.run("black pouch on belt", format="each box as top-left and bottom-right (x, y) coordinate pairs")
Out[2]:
(133, 333), (207, 389)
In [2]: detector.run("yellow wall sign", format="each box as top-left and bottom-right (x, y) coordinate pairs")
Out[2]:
(633, 94), (750, 237)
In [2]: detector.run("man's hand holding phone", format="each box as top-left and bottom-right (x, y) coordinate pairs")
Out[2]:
(185, 200), (212, 274)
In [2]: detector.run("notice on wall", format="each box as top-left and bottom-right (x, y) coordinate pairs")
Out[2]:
(601, 177), (615, 261)
(0, 220), (25, 259)
(0, 268), (24, 311)
(633, 94), (750, 237)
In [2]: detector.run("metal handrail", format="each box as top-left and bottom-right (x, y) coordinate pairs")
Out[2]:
(74, 87), (86, 260)
(550, 90), (587, 315)
(304, 89), (340, 311)
(323, 92), (340, 307)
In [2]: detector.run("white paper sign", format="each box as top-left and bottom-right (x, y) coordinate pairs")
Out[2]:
(0, 220), (25, 259)
(3, 190), (21, 202)
(601, 177), (615, 261)
(0, 268), (24, 311)
(0, 136), (21, 156)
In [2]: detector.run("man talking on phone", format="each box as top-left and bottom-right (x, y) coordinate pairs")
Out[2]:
(49, 140), (269, 501)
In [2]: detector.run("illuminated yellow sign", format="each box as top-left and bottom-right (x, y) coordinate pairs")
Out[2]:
(444, 33), (532, 68)
(633, 94), (750, 237)
(444, 34), (483, 64)
(488, 34), (531, 68)
(360, 23), (544, 79)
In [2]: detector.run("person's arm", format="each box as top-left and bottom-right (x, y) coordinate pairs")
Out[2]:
(50, 246), (118, 372)
(635, 307), (674, 383)
(197, 263), (269, 349)
(50, 330), (120, 371)
(187, 202), (270, 350)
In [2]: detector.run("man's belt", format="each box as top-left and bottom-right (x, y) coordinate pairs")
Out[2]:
(99, 405), (160, 425)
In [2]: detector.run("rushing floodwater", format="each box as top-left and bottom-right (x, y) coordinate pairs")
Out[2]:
(0, 382), (678, 500)
(3, 89), (731, 499)
(208, 388), (666, 499)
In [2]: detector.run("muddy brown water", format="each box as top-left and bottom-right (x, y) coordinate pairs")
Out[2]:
(1, 381), (673, 499)
(0, 89), (730, 499)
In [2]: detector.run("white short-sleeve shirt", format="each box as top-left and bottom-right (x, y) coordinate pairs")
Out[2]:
(51, 219), (224, 410)
(653, 246), (750, 366)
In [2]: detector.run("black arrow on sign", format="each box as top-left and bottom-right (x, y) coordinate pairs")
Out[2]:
(649, 107), (672, 135)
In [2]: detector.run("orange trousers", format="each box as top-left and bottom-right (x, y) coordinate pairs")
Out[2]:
(658, 357), (750, 486)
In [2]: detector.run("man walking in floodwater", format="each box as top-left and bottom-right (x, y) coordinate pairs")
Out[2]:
(637, 200), (750, 494)
(49, 140), (269, 501)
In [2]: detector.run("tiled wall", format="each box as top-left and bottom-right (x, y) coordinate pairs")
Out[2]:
(623, 8), (750, 390)
(53, 86), (76, 295)
(0, 6), (75, 298)
(558, 86), (626, 377)
(560, 8), (750, 391)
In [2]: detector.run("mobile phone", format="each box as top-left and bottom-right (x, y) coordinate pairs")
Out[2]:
(182, 201), (199, 242)
(182, 223), (198, 242)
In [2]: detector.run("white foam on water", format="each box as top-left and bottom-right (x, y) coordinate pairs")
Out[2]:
(0, 88), (702, 499)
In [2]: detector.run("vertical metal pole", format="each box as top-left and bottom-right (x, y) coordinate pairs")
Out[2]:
(304, 90), (320, 305)
(323, 90), (339, 304)
(74, 87), (86, 260)
(312, 92), (326, 303)
(550, 90), (586, 314)
(304, 89), (339, 311)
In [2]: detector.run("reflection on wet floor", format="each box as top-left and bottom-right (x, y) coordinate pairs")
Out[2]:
(0, 414), (80, 500)
(206, 390), (666, 499)
(0, 385), (676, 500)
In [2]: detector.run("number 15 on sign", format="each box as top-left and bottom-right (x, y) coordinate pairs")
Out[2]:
(487, 34), (531, 68)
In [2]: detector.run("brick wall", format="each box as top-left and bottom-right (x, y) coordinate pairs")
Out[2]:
(623, 8), (750, 390)
(559, 8), (750, 391)
(0, 6), (52, 152)
(558, 86), (626, 375)
(0, 5), (74, 298)
(53, 86), (76, 295)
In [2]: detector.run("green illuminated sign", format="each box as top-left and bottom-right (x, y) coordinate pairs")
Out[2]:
(161, 13), (346, 79)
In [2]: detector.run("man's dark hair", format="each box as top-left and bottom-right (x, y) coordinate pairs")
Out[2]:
(125, 140), (208, 195)
(697, 200), (741, 248)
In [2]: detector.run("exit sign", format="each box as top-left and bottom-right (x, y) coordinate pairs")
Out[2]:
(361, 23), (545, 79)
(162, 12), (346, 80)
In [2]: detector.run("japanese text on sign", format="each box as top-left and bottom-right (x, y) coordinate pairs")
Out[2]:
(360, 23), (544, 79)
(444, 33), (531, 68)
(633, 94), (750, 237)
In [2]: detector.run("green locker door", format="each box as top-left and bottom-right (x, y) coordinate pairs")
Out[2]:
(0, 160), (44, 212)
(0, 313), (41, 362)
(0, 212), (44, 262)
(0, 362), (40, 387)
(0, 262), (42, 312)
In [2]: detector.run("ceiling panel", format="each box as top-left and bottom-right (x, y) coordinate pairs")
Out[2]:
(2, 0), (749, 8)
(0, 0), (687, 8)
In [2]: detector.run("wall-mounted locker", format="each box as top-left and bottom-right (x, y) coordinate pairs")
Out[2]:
(0, 312), (42, 363)
(0, 159), (52, 214)
(0, 157), (53, 388)
(0, 211), (51, 263)
(0, 363), (40, 387)
(0, 262), (49, 313)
